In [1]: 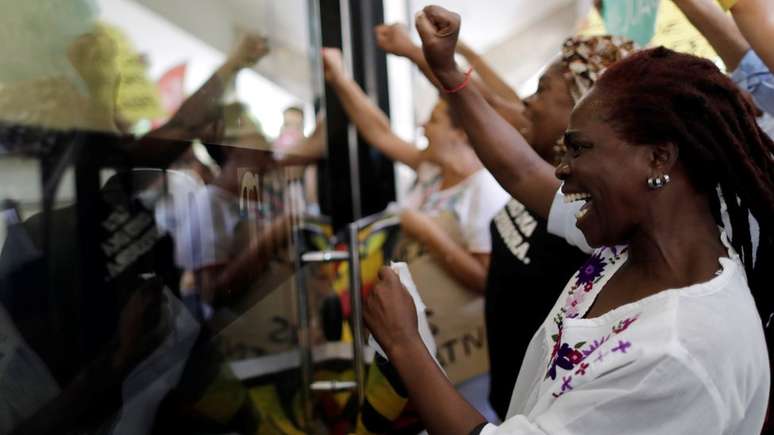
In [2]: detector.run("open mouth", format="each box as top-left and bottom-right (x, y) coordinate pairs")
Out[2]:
(564, 192), (593, 220)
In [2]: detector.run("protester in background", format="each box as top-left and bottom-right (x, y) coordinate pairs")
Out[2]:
(322, 47), (509, 294)
(273, 105), (306, 152)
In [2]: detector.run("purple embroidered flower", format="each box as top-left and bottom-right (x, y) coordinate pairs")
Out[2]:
(547, 343), (584, 380)
(575, 253), (607, 286)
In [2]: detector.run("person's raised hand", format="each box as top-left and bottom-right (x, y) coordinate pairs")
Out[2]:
(229, 34), (270, 69)
(414, 5), (461, 77)
(321, 47), (347, 83)
(363, 266), (420, 356)
(374, 23), (417, 58)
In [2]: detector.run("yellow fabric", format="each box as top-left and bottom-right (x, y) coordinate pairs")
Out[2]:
(73, 23), (164, 123)
(717, 0), (739, 10)
(363, 363), (408, 421)
(248, 385), (305, 435)
(332, 222), (394, 346)
(192, 366), (248, 424)
(581, 1), (719, 62)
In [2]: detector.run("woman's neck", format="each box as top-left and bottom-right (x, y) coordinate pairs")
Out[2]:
(625, 186), (727, 292)
(436, 146), (482, 189)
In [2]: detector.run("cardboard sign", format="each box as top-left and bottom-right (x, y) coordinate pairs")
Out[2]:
(396, 213), (490, 385)
(217, 261), (299, 359)
(410, 254), (489, 385)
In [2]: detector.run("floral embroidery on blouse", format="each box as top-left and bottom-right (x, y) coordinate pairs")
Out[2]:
(575, 253), (607, 287)
(548, 314), (640, 398)
(552, 246), (626, 327)
(546, 245), (630, 382)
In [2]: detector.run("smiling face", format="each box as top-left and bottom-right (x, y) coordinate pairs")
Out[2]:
(555, 87), (658, 248)
(523, 61), (575, 161)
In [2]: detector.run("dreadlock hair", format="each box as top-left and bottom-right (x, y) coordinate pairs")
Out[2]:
(593, 47), (774, 336)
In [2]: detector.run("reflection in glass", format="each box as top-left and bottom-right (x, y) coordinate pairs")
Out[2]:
(0, 0), (338, 434)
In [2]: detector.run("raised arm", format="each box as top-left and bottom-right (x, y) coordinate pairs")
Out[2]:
(672, 0), (750, 71)
(130, 34), (270, 168)
(375, 23), (531, 137)
(728, 0), (774, 73)
(375, 24), (493, 98)
(322, 48), (423, 170)
(414, 6), (559, 218)
(456, 40), (521, 103)
(401, 209), (489, 293)
(374, 23), (444, 90)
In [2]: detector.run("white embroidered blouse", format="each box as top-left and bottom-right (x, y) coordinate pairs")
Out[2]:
(477, 189), (770, 435)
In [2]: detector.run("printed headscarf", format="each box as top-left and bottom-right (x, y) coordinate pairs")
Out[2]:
(551, 35), (637, 163)
(561, 35), (638, 104)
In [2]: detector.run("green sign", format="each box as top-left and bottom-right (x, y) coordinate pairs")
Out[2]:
(602, 0), (661, 46)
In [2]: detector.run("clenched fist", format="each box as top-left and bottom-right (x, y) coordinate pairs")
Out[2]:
(374, 23), (416, 58)
(414, 5), (461, 77)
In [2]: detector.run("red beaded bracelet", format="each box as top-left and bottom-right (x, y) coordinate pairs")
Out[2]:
(442, 66), (474, 94)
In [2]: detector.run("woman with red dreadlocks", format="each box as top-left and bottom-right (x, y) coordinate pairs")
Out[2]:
(362, 5), (773, 435)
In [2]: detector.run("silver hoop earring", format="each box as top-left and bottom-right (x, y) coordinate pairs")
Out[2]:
(647, 174), (671, 189)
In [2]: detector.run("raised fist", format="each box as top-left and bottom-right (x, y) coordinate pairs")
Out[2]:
(414, 5), (461, 75)
(321, 47), (346, 82)
(374, 23), (416, 58)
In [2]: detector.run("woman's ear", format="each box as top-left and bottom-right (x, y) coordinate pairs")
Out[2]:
(649, 142), (679, 173)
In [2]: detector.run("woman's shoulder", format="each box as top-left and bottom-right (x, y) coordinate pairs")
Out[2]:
(459, 168), (509, 205)
(632, 262), (769, 416)
(672, 257), (768, 374)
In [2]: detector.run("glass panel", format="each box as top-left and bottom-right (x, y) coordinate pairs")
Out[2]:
(0, 0), (330, 433)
